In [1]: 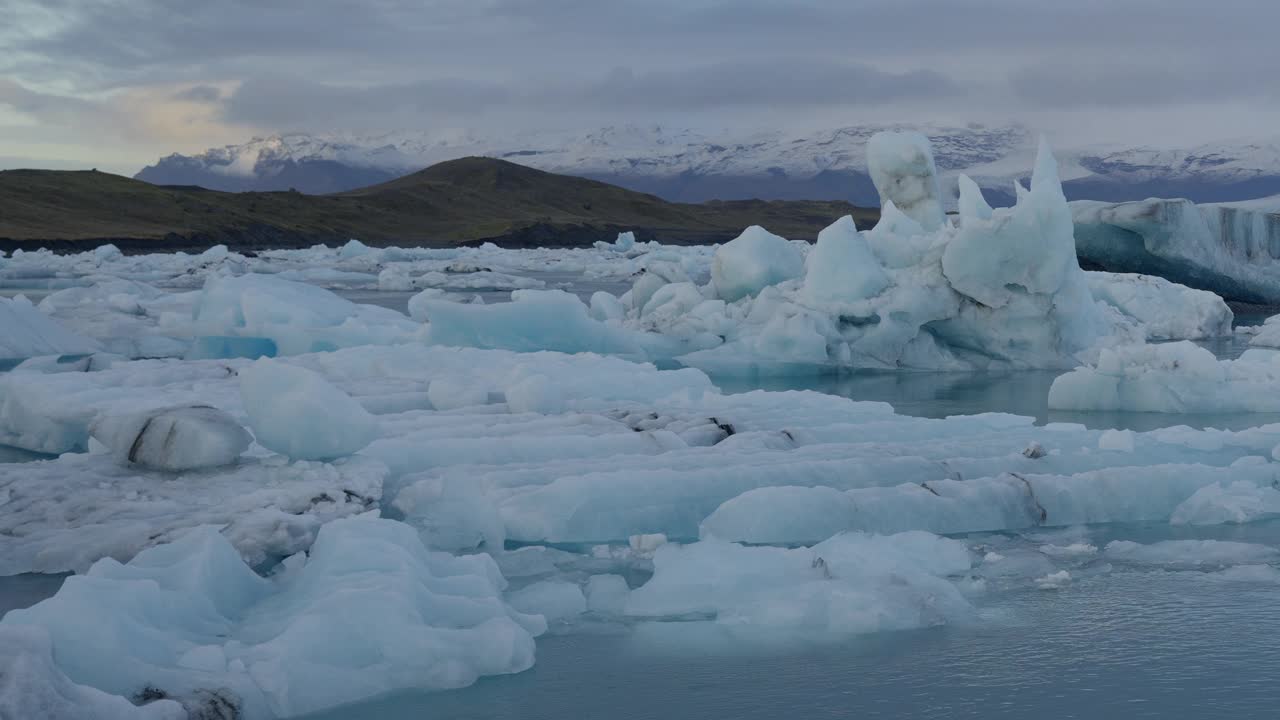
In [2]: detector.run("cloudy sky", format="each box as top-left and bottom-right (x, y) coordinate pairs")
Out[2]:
(3, 0), (1279, 175)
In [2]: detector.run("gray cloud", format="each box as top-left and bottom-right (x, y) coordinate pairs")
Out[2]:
(219, 59), (956, 128)
(171, 84), (223, 103)
(4, 0), (1280, 170)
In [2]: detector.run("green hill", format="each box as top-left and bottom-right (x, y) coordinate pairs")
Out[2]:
(0, 157), (878, 253)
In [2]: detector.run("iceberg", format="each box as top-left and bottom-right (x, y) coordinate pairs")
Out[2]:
(0, 517), (541, 719)
(415, 135), (1223, 374)
(1072, 196), (1280, 304)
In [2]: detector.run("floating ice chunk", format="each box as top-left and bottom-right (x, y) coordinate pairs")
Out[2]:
(0, 295), (100, 361)
(37, 280), (195, 359)
(1247, 313), (1280, 349)
(199, 244), (231, 263)
(239, 358), (378, 460)
(192, 274), (420, 357)
(0, 517), (539, 719)
(594, 231), (636, 252)
(585, 574), (631, 614)
(507, 580), (587, 623)
(1098, 429), (1135, 452)
(699, 463), (1280, 545)
(700, 486), (854, 545)
(866, 131), (945, 231)
(710, 226), (804, 302)
(407, 288), (447, 322)
(1039, 543), (1097, 559)
(394, 475), (505, 552)
(1048, 341), (1280, 413)
(626, 272), (667, 312)
(1104, 539), (1279, 567)
(89, 405), (251, 471)
(1087, 272), (1232, 340)
(338, 238), (373, 259)
(425, 289), (648, 357)
(12, 352), (125, 374)
(625, 533), (971, 640)
(0, 450), (384, 575)
(1022, 441), (1047, 459)
(641, 282), (705, 321)
(93, 243), (124, 264)
(1207, 565), (1280, 583)
(426, 378), (490, 410)
(1170, 481), (1280, 526)
(629, 533), (668, 554)
(589, 291), (626, 322)
(801, 216), (890, 307)
(1035, 570), (1071, 589)
(0, 357), (246, 454)
(0, 625), (186, 720)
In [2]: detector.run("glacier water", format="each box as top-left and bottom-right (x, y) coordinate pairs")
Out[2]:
(302, 522), (1280, 720)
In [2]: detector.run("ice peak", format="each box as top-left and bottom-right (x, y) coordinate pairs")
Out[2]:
(956, 174), (993, 223)
(1030, 135), (1063, 198)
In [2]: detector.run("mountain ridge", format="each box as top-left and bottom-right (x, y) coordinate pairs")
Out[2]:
(0, 157), (874, 253)
(136, 124), (1280, 204)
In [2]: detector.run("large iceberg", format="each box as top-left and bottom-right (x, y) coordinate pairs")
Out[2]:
(413, 135), (1227, 375)
(1072, 196), (1280, 304)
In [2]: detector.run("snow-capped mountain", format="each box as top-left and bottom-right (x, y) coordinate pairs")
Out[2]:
(136, 124), (1280, 204)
